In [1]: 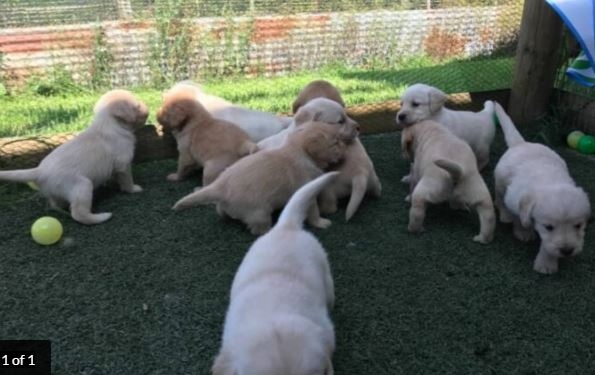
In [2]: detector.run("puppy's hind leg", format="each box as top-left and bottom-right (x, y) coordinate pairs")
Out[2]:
(471, 198), (496, 244)
(246, 210), (272, 235)
(69, 177), (112, 225)
(494, 179), (512, 223)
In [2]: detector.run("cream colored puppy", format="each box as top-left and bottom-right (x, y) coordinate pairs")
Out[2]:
(402, 120), (495, 243)
(257, 97), (357, 150)
(211, 173), (337, 375)
(396, 83), (495, 170)
(173, 121), (358, 235)
(0, 90), (148, 225)
(493, 103), (591, 274)
(285, 80), (381, 221)
(171, 81), (291, 142)
(157, 85), (258, 186)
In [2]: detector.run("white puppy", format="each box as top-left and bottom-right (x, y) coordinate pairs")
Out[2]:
(402, 120), (495, 244)
(0, 90), (148, 224)
(493, 103), (591, 274)
(396, 83), (495, 170)
(171, 81), (291, 142)
(257, 97), (357, 150)
(212, 172), (337, 375)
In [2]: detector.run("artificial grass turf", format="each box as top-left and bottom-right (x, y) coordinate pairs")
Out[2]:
(1, 132), (595, 374)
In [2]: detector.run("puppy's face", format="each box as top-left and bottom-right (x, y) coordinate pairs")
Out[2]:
(292, 120), (358, 170)
(156, 88), (203, 131)
(294, 97), (360, 133)
(213, 324), (333, 375)
(524, 186), (591, 259)
(94, 90), (149, 129)
(396, 84), (447, 128)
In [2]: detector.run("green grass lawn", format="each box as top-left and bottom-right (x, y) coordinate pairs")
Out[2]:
(0, 57), (514, 137)
(1, 133), (595, 374)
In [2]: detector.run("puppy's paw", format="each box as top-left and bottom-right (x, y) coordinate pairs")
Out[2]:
(130, 184), (143, 193)
(167, 173), (181, 182)
(473, 233), (492, 244)
(401, 174), (411, 184)
(533, 257), (558, 274)
(513, 227), (535, 242)
(404, 194), (411, 203)
(408, 223), (424, 234)
(311, 217), (332, 229)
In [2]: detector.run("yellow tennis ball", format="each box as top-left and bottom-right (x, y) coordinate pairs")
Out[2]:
(31, 216), (63, 245)
(27, 181), (39, 190)
(567, 130), (585, 149)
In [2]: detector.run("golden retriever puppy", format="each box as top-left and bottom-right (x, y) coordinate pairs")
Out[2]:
(291, 79), (345, 113)
(157, 85), (258, 186)
(396, 83), (495, 170)
(287, 80), (381, 221)
(0, 90), (148, 225)
(211, 173), (337, 375)
(402, 120), (495, 244)
(173, 121), (359, 235)
(171, 81), (292, 141)
(257, 97), (357, 150)
(493, 103), (591, 274)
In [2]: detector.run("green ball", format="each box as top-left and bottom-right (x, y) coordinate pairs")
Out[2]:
(578, 135), (595, 154)
(31, 216), (63, 245)
(567, 130), (585, 149)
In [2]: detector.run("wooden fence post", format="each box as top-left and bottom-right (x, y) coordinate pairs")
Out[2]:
(508, 0), (563, 125)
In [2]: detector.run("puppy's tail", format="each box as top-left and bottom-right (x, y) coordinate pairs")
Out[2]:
(494, 101), (525, 148)
(434, 159), (463, 184)
(172, 185), (220, 211)
(276, 172), (340, 231)
(345, 174), (368, 222)
(0, 168), (39, 183)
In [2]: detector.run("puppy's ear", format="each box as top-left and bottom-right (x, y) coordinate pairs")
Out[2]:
(292, 97), (305, 114)
(294, 107), (316, 126)
(211, 349), (235, 375)
(427, 87), (447, 114)
(157, 102), (188, 130)
(111, 100), (139, 124)
(519, 195), (535, 228)
(401, 127), (414, 160)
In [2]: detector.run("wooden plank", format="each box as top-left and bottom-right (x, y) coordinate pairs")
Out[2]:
(508, 0), (563, 126)
(0, 89), (511, 169)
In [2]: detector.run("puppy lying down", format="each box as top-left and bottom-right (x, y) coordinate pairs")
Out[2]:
(396, 83), (495, 171)
(402, 120), (495, 244)
(157, 85), (258, 186)
(287, 79), (382, 221)
(211, 172), (337, 375)
(493, 103), (591, 274)
(171, 81), (292, 142)
(173, 120), (358, 234)
(0, 90), (148, 225)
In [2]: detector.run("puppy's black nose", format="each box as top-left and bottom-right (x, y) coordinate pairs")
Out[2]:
(398, 113), (407, 121)
(560, 247), (574, 256)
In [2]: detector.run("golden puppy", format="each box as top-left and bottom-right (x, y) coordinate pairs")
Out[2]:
(157, 85), (258, 186)
(292, 79), (345, 114)
(402, 120), (495, 243)
(173, 120), (359, 235)
(0, 90), (148, 225)
(212, 173), (337, 375)
(292, 80), (381, 221)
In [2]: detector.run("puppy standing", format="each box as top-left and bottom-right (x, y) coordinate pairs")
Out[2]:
(173, 121), (358, 235)
(288, 80), (382, 221)
(171, 81), (292, 142)
(0, 90), (148, 224)
(493, 103), (591, 274)
(157, 85), (258, 186)
(402, 120), (495, 243)
(396, 83), (495, 170)
(211, 172), (337, 375)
